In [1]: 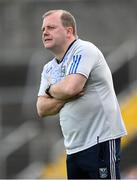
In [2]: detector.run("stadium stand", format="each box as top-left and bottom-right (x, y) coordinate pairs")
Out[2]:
(0, 0), (137, 178)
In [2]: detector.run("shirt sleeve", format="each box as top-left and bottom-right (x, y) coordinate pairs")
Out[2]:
(38, 65), (49, 96)
(66, 45), (98, 78)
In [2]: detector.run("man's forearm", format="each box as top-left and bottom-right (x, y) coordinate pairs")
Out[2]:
(48, 74), (86, 100)
(37, 95), (66, 117)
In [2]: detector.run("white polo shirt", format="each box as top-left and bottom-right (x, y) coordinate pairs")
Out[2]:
(38, 39), (127, 154)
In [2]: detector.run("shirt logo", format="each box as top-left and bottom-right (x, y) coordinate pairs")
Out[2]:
(46, 66), (52, 73)
(99, 167), (108, 178)
(61, 65), (66, 77)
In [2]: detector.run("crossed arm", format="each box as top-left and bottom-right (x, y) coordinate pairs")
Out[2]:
(36, 94), (66, 117)
(36, 73), (87, 117)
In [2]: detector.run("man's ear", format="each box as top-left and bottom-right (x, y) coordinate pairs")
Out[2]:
(66, 27), (73, 37)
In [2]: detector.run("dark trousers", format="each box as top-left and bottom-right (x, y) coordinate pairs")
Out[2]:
(66, 138), (121, 179)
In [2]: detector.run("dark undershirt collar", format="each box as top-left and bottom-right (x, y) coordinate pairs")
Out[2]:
(55, 39), (77, 64)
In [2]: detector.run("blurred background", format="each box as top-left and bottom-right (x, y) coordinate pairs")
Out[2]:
(0, 0), (137, 179)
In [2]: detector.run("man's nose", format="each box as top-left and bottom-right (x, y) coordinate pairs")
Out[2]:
(43, 28), (49, 36)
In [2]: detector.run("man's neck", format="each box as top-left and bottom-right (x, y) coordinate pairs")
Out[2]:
(55, 37), (76, 61)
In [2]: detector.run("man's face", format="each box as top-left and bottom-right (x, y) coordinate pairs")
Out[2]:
(41, 13), (68, 51)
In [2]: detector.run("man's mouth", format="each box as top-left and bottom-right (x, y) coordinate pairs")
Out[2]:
(45, 39), (52, 42)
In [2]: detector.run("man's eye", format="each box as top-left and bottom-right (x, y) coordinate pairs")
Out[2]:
(49, 26), (55, 29)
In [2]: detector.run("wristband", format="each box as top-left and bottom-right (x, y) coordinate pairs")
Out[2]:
(45, 85), (52, 97)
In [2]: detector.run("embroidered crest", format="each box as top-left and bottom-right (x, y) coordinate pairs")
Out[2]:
(61, 65), (66, 77)
(99, 167), (108, 178)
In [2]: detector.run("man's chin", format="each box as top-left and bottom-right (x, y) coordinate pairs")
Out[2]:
(44, 45), (52, 49)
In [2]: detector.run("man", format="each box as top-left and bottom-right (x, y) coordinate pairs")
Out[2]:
(37, 9), (127, 179)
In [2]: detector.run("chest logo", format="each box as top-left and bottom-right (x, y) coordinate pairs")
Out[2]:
(61, 65), (66, 77)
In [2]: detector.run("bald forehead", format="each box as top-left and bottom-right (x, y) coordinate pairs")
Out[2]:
(42, 11), (64, 31)
(42, 9), (77, 36)
(43, 11), (63, 25)
(43, 10), (63, 20)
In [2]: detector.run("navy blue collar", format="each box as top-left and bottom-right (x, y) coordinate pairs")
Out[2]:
(55, 39), (77, 64)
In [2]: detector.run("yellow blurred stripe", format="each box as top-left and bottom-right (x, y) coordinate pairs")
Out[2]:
(41, 153), (67, 179)
(121, 91), (137, 147)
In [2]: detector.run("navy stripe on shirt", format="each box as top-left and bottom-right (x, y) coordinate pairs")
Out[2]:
(69, 55), (81, 74)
